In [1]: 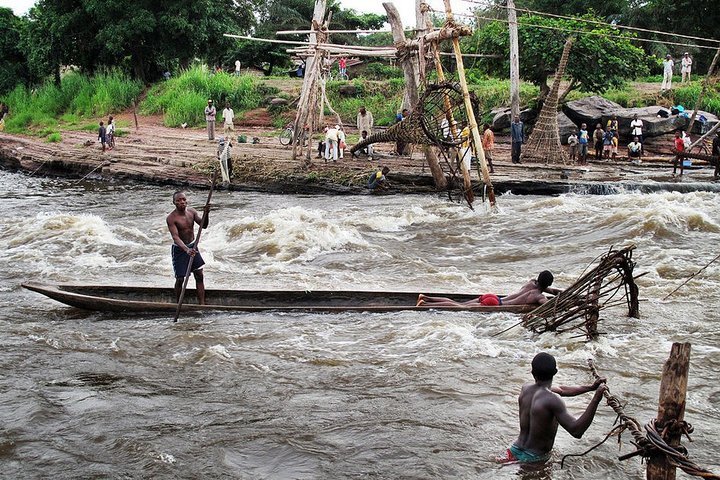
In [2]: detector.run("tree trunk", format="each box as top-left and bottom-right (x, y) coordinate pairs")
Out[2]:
(646, 342), (691, 480)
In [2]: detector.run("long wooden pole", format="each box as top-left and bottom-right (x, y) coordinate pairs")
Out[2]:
(443, 0), (496, 207)
(646, 342), (691, 480)
(507, 0), (521, 119)
(173, 172), (218, 323)
(687, 48), (720, 134)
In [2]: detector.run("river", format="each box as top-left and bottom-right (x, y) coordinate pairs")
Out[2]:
(1, 170), (718, 479)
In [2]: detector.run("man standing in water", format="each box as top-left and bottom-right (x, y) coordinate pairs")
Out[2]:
(167, 191), (209, 304)
(499, 352), (607, 463)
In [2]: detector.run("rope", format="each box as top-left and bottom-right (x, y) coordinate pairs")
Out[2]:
(582, 360), (720, 479)
(663, 252), (720, 300)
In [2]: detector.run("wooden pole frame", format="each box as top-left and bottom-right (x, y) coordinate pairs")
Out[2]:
(442, 0), (496, 207)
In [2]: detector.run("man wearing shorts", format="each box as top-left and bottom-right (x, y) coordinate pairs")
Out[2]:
(417, 271), (562, 307)
(166, 191), (210, 304)
(497, 352), (607, 464)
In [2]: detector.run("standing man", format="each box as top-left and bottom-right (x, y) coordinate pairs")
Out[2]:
(167, 191), (209, 305)
(661, 54), (675, 91)
(357, 106), (374, 136)
(593, 123), (604, 161)
(672, 130), (685, 176)
(681, 53), (692, 83)
(482, 123), (495, 173)
(339, 56), (348, 78)
(234, 59), (241, 76)
(324, 125), (338, 162)
(498, 352), (607, 464)
(510, 115), (524, 164)
(630, 114), (644, 144)
(222, 102), (235, 138)
(578, 123), (589, 164)
(204, 99), (216, 140)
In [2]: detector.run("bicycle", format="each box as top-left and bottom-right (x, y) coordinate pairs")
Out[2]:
(279, 124), (293, 146)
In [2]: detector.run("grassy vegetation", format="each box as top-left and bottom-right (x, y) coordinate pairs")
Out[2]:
(3, 64), (718, 138)
(140, 65), (265, 127)
(0, 69), (142, 136)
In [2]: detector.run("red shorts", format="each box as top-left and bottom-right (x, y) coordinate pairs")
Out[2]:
(479, 294), (501, 306)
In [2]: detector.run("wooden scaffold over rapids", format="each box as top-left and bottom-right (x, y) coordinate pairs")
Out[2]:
(501, 245), (641, 339)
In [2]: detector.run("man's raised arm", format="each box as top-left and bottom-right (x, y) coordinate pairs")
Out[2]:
(551, 384), (607, 439)
(552, 377), (606, 397)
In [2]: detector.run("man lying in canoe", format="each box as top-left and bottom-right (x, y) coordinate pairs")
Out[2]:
(416, 270), (562, 307)
(167, 191), (209, 304)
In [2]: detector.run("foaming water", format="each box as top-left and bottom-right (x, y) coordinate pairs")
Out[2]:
(1, 171), (719, 479)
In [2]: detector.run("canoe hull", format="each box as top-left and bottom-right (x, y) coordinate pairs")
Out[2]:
(21, 282), (536, 314)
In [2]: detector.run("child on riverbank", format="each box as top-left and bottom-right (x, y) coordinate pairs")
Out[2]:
(98, 121), (107, 152)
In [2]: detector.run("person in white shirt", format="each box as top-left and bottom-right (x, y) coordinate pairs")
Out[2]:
(630, 114), (644, 143)
(324, 125), (338, 162)
(681, 53), (692, 83)
(222, 102), (235, 137)
(234, 59), (241, 76)
(356, 106), (374, 135)
(628, 136), (642, 163)
(661, 54), (674, 91)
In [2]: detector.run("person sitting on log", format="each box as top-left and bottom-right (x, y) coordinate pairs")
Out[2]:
(496, 352), (607, 464)
(416, 271), (562, 307)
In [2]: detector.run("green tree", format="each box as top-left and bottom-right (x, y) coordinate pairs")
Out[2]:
(21, 0), (261, 82)
(0, 8), (29, 93)
(469, 14), (649, 102)
(622, 0), (720, 71)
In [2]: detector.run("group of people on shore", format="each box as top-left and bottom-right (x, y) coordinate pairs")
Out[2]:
(566, 114), (647, 164)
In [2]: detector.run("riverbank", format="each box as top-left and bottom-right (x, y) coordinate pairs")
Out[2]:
(1, 113), (719, 197)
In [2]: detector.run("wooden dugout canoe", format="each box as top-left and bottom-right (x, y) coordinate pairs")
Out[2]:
(21, 282), (537, 314)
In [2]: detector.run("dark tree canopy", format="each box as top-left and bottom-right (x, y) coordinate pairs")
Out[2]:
(0, 8), (29, 92)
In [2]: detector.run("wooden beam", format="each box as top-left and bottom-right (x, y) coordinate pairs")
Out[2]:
(646, 342), (691, 480)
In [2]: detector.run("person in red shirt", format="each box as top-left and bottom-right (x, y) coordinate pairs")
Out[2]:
(672, 130), (685, 176)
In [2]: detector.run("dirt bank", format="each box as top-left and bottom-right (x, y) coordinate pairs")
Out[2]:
(1, 113), (719, 198)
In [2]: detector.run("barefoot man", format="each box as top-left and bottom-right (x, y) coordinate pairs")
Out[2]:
(167, 191), (209, 304)
(417, 270), (561, 307)
(498, 352), (607, 463)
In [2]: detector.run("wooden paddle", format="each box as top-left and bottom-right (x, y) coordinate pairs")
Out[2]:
(173, 171), (218, 322)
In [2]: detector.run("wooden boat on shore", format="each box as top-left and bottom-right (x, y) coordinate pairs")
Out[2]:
(21, 282), (536, 314)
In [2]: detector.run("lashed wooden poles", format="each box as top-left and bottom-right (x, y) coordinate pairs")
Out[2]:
(442, 0), (495, 206)
(384, 2), (446, 191)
